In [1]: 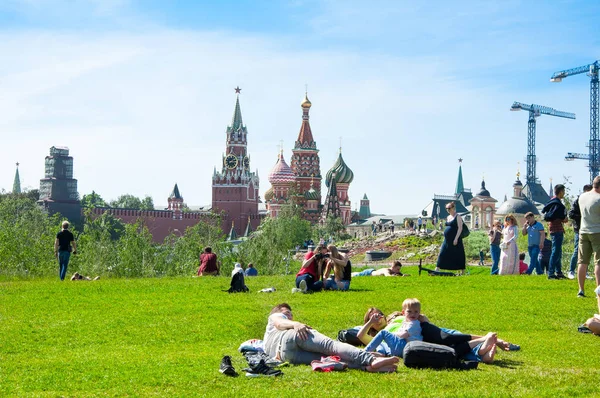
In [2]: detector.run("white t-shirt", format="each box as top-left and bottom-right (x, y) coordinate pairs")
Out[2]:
(263, 313), (288, 356)
(579, 191), (600, 234)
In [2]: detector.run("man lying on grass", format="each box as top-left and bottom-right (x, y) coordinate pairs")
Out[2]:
(264, 303), (399, 372)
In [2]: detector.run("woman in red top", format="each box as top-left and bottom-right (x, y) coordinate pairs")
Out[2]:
(295, 244), (327, 292)
(198, 247), (219, 276)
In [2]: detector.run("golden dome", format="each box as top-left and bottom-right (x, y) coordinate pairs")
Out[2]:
(301, 93), (312, 108)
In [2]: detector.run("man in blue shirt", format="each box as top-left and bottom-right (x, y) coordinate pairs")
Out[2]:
(245, 263), (258, 277)
(522, 212), (545, 275)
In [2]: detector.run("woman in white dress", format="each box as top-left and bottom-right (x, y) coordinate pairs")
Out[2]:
(499, 214), (519, 275)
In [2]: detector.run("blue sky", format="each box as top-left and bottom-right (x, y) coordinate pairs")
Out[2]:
(1, 0), (599, 214)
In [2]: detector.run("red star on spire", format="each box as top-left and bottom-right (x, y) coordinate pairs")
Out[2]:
(234, 86), (241, 94)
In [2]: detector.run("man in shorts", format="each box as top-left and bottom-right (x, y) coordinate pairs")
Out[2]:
(576, 176), (600, 298)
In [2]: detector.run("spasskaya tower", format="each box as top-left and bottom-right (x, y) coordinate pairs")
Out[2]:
(212, 87), (260, 236)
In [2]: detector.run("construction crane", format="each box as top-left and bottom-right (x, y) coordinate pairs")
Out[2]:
(551, 60), (600, 182)
(510, 102), (576, 196)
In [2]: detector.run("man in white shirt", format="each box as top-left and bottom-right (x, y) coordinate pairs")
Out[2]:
(576, 176), (600, 298)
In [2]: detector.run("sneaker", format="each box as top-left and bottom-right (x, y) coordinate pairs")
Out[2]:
(548, 274), (558, 280)
(567, 271), (575, 280)
(507, 343), (521, 351)
(586, 273), (594, 280)
(577, 291), (585, 298)
(243, 359), (283, 377)
(219, 356), (238, 377)
(299, 279), (308, 293)
(318, 356), (348, 371)
(556, 273), (567, 280)
(578, 325), (593, 334)
(291, 288), (303, 293)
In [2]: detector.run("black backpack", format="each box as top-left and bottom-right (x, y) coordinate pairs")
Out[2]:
(337, 329), (363, 346)
(403, 341), (477, 370)
(226, 272), (249, 293)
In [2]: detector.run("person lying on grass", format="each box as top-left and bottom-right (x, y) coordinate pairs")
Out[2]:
(357, 307), (518, 363)
(263, 303), (399, 372)
(351, 261), (408, 277)
(70, 272), (100, 281)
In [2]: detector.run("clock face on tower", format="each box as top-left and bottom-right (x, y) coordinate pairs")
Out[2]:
(243, 156), (250, 170)
(225, 154), (238, 169)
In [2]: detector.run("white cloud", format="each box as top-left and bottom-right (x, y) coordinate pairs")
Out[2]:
(0, 4), (596, 214)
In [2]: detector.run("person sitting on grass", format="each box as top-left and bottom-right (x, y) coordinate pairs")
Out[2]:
(245, 263), (258, 277)
(197, 247), (219, 276)
(294, 244), (329, 293)
(263, 303), (399, 372)
(323, 245), (352, 291)
(519, 253), (528, 274)
(352, 261), (408, 277)
(364, 298), (423, 357)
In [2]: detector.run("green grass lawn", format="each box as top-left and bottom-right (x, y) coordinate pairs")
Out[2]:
(2, 266), (599, 397)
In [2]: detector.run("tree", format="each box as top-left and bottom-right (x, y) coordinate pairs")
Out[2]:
(81, 191), (109, 208)
(0, 193), (60, 277)
(238, 205), (312, 274)
(110, 194), (155, 210)
(314, 215), (349, 242)
(140, 196), (154, 211)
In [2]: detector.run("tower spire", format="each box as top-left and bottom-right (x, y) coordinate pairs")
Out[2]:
(231, 86), (243, 131)
(13, 162), (21, 194)
(455, 158), (464, 194)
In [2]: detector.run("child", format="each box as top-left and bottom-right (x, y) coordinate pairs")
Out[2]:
(479, 249), (485, 266)
(364, 298), (423, 357)
(519, 253), (528, 274)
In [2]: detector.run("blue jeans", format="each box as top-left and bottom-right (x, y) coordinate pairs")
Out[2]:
(526, 246), (542, 275)
(295, 274), (323, 292)
(569, 232), (580, 273)
(355, 269), (375, 277)
(58, 251), (71, 281)
(324, 277), (350, 291)
(365, 330), (408, 357)
(490, 245), (500, 275)
(549, 232), (564, 276)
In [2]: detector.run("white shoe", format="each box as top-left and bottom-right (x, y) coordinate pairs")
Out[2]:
(586, 273), (594, 280)
(299, 279), (308, 293)
(291, 288), (302, 293)
(567, 271), (575, 280)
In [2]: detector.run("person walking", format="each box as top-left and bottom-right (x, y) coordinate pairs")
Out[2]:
(576, 176), (600, 298)
(488, 221), (502, 275)
(542, 184), (568, 280)
(54, 221), (77, 281)
(417, 216), (423, 232)
(568, 184), (593, 279)
(522, 212), (545, 275)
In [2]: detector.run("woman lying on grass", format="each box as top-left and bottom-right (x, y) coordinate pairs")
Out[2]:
(357, 307), (519, 363)
(263, 303), (399, 372)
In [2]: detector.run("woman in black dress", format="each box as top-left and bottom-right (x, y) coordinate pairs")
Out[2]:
(436, 201), (466, 275)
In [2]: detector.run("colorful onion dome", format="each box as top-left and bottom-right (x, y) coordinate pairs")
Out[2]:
(301, 93), (312, 108)
(325, 152), (354, 187)
(264, 187), (274, 201)
(268, 152), (296, 184)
